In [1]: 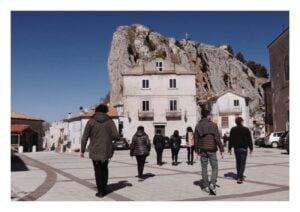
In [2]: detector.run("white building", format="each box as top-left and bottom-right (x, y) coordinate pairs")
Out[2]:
(119, 59), (198, 142)
(45, 107), (119, 152)
(44, 120), (67, 151)
(64, 107), (119, 151)
(207, 90), (251, 137)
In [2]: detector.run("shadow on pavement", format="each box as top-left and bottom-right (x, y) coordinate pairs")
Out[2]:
(107, 180), (133, 194)
(142, 173), (155, 180)
(224, 172), (238, 179)
(193, 179), (206, 189)
(11, 155), (29, 172)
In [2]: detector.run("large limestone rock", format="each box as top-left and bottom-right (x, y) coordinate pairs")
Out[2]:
(108, 24), (266, 114)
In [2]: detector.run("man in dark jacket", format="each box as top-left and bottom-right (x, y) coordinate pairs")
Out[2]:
(130, 126), (151, 181)
(81, 104), (119, 198)
(194, 109), (224, 195)
(228, 117), (253, 184)
(153, 129), (165, 166)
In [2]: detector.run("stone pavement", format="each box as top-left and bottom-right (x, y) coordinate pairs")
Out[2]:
(11, 146), (289, 201)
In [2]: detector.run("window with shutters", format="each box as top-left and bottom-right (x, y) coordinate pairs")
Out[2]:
(142, 79), (149, 88)
(169, 79), (176, 88)
(169, 100), (177, 111)
(142, 101), (150, 111)
(221, 116), (229, 128)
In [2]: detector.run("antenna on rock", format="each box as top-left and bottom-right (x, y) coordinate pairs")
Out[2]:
(185, 32), (189, 40)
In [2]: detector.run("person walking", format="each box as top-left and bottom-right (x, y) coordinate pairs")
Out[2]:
(222, 132), (230, 148)
(194, 109), (224, 195)
(186, 127), (195, 165)
(130, 126), (151, 181)
(153, 129), (165, 166)
(81, 104), (119, 198)
(228, 117), (253, 184)
(169, 130), (181, 165)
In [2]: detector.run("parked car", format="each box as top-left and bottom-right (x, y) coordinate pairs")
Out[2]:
(283, 131), (289, 154)
(254, 137), (265, 147)
(113, 138), (129, 150)
(278, 131), (289, 148)
(264, 131), (285, 148)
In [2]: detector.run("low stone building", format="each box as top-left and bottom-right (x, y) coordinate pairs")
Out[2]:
(11, 112), (44, 152)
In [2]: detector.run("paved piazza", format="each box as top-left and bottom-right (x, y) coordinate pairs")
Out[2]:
(11, 146), (289, 201)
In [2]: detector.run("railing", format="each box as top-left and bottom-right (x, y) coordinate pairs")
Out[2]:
(138, 110), (154, 119)
(219, 106), (242, 115)
(166, 109), (182, 118)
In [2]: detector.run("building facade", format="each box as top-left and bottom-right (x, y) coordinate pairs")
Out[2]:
(45, 107), (119, 152)
(268, 28), (289, 131)
(207, 90), (251, 137)
(120, 59), (198, 142)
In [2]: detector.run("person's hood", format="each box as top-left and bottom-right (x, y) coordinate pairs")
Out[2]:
(93, 112), (110, 123)
(135, 131), (145, 137)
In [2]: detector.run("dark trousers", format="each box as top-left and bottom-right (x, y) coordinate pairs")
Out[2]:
(187, 146), (194, 163)
(92, 160), (109, 194)
(136, 155), (147, 177)
(234, 148), (248, 180)
(155, 148), (164, 164)
(171, 148), (180, 162)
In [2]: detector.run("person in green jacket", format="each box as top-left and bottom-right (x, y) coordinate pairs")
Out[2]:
(81, 104), (119, 198)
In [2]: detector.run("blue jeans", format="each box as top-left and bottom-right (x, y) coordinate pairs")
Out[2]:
(234, 148), (248, 180)
(200, 151), (218, 187)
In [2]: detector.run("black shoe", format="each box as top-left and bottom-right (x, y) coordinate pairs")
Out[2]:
(95, 192), (105, 198)
(191, 161), (194, 165)
(172, 162), (175, 166)
(187, 161), (190, 165)
(237, 179), (243, 184)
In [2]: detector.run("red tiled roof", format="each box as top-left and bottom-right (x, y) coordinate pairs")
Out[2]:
(107, 107), (118, 117)
(11, 112), (43, 121)
(11, 124), (31, 133)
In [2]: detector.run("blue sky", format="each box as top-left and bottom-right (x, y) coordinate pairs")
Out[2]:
(11, 11), (289, 122)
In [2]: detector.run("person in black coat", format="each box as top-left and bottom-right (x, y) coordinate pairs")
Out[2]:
(153, 129), (165, 166)
(169, 130), (181, 165)
(130, 126), (151, 181)
(228, 117), (253, 184)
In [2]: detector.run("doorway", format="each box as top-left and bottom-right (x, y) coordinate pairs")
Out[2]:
(154, 125), (165, 136)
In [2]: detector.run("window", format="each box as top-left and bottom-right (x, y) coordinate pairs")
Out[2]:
(170, 100), (177, 111)
(169, 79), (177, 88)
(142, 79), (149, 88)
(142, 101), (150, 111)
(156, 61), (163, 71)
(221, 116), (229, 128)
(234, 99), (239, 106)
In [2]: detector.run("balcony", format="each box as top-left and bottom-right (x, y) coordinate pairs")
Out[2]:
(138, 110), (154, 120)
(219, 106), (242, 115)
(166, 109), (182, 120)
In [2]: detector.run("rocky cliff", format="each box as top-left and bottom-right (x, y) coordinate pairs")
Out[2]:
(108, 24), (266, 114)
